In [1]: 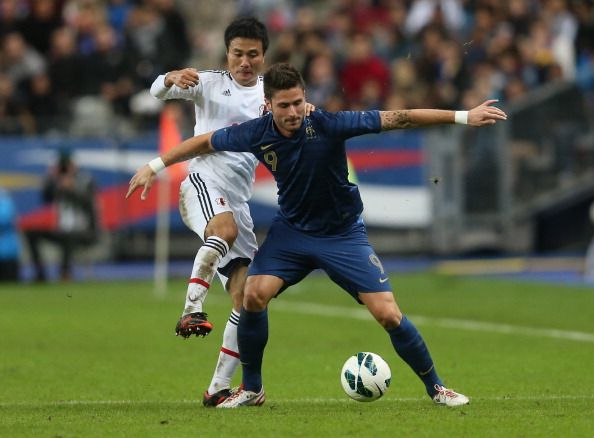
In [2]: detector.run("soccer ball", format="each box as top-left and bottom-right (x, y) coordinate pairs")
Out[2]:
(340, 352), (391, 402)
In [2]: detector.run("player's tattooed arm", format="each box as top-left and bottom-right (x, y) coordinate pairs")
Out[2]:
(380, 110), (414, 130)
(380, 101), (507, 131)
(380, 109), (454, 130)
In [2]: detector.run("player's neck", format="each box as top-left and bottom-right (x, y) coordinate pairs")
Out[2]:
(231, 73), (258, 88)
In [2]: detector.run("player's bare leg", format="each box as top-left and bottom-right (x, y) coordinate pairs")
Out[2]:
(176, 212), (237, 338)
(360, 291), (469, 406)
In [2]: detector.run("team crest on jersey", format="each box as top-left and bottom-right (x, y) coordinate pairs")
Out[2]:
(215, 197), (226, 206)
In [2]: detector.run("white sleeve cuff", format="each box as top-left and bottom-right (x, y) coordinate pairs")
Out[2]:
(149, 74), (170, 99)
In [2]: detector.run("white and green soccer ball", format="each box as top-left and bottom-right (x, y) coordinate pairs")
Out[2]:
(340, 352), (391, 402)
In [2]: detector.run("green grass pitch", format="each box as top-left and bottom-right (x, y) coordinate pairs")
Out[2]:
(1, 273), (593, 437)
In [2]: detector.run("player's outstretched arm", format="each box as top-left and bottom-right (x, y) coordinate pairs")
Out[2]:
(126, 132), (215, 200)
(379, 99), (507, 130)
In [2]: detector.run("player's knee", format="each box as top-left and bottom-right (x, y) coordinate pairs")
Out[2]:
(375, 309), (403, 330)
(243, 287), (268, 311)
(205, 215), (238, 246)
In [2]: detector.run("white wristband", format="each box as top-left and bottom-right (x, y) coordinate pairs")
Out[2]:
(455, 111), (468, 125)
(148, 157), (166, 174)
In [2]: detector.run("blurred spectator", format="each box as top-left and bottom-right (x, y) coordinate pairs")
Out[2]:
(19, 0), (63, 55)
(506, 0), (534, 37)
(26, 72), (58, 133)
(387, 58), (427, 108)
(24, 149), (98, 282)
(304, 53), (339, 108)
(404, 0), (465, 37)
(125, 3), (190, 87)
(268, 30), (301, 67)
(150, 0), (191, 65)
(47, 26), (83, 117)
(0, 32), (46, 89)
(0, 188), (20, 282)
(0, 0), (26, 40)
(574, 0), (594, 99)
(81, 24), (134, 115)
(340, 32), (390, 108)
(107, 0), (134, 40)
(0, 72), (34, 134)
(63, 0), (105, 56)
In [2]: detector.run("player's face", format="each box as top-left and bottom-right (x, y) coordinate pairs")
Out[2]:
(267, 87), (306, 137)
(226, 38), (265, 87)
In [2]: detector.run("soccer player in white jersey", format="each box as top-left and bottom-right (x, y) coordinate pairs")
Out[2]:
(149, 17), (268, 407)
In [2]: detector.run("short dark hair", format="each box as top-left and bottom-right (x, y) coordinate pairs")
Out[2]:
(263, 63), (306, 100)
(224, 17), (269, 54)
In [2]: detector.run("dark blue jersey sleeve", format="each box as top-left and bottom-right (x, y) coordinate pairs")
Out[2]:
(317, 110), (381, 139)
(210, 122), (253, 153)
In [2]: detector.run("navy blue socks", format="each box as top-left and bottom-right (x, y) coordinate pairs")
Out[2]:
(238, 307), (268, 392)
(387, 315), (443, 396)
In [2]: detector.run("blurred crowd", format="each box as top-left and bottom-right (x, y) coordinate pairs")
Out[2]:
(1, 0), (594, 136)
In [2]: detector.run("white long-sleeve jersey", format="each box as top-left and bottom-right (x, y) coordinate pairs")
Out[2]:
(150, 70), (264, 203)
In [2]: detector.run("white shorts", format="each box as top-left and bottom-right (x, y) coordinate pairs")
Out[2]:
(179, 173), (258, 289)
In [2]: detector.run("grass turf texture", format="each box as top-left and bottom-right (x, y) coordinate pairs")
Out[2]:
(1, 273), (593, 437)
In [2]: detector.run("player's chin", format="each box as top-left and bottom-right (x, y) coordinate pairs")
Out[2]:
(285, 119), (302, 130)
(236, 71), (254, 83)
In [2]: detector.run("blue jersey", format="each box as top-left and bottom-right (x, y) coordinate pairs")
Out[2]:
(210, 109), (381, 235)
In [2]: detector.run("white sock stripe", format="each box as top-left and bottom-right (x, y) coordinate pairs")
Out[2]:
(205, 236), (229, 257)
(189, 173), (215, 220)
(206, 235), (229, 252)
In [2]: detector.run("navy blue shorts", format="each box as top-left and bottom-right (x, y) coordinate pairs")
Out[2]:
(248, 217), (392, 302)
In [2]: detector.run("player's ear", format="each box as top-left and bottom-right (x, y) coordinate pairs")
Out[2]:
(265, 98), (272, 113)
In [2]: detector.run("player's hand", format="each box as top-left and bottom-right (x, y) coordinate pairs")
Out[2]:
(164, 68), (199, 89)
(467, 100), (507, 126)
(126, 165), (157, 200)
(304, 102), (316, 116)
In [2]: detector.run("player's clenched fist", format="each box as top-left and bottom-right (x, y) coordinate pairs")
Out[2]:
(164, 68), (199, 89)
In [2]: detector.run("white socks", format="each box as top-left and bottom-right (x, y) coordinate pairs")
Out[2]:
(183, 236), (229, 315)
(182, 236), (240, 394)
(207, 310), (240, 394)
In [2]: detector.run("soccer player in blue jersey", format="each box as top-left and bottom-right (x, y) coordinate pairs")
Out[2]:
(128, 63), (507, 408)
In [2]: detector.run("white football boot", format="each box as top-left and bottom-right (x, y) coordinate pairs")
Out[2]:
(216, 386), (265, 408)
(432, 384), (470, 407)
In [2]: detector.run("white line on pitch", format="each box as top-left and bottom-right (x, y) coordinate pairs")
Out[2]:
(2, 395), (593, 407)
(271, 301), (594, 343)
